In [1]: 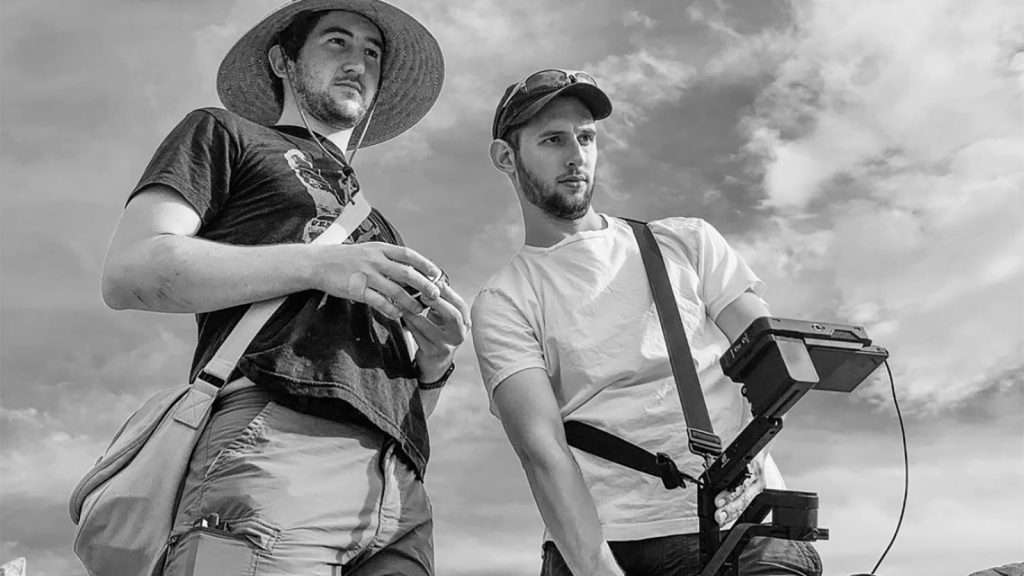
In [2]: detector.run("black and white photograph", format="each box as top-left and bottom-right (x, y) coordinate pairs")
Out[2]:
(1, 0), (1022, 575)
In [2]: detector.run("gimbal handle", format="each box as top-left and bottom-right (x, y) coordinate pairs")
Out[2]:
(698, 337), (821, 576)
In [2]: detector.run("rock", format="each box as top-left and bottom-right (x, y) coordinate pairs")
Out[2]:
(969, 563), (1024, 576)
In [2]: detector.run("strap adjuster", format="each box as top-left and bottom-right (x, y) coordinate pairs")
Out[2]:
(687, 428), (723, 459)
(654, 452), (702, 490)
(197, 370), (226, 388)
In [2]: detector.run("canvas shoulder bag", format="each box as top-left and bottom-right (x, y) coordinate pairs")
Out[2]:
(68, 193), (372, 576)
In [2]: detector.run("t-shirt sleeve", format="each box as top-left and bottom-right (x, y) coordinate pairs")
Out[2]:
(696, 219), (766, 321)
(471, 285), (548, 414)
(131, 109), (237, 224)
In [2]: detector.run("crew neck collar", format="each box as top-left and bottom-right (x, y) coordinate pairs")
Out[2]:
(521, 214), (616, 254)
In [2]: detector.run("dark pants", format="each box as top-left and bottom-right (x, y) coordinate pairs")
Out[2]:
(540, 535), (821, 576)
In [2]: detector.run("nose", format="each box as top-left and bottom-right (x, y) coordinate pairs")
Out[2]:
(342, 54), (366, 76)
(566, 139), (584, 169)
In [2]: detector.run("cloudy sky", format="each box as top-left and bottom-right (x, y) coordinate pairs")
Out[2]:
(2, 0), (1022, 574)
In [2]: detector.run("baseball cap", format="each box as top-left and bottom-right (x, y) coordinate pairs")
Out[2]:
(491, 69), (612, 140)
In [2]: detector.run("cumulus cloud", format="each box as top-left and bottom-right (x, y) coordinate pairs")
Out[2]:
(193, 0), (282, 104)
(623, 10), (657, 30)
(0, 406), (107, 501)
(590, 49), (697, 139)
(1, 322), (193, 506)
(583, 49), (697, 196)
(727, 0), (1024, 409)
(747, 0), (1024, 210)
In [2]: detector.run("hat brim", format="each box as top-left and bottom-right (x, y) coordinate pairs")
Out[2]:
(217, 0), (444, 150)
(496, 82), (612, 140)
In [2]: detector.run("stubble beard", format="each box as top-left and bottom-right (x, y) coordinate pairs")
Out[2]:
(515, 155), (594, 221)
(293, 60), (368, 130)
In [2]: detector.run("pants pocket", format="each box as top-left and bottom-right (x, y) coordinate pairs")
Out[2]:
(201, 397), (276, 477)
(181, 400), (397, 575)
(166, 527), (259, 576)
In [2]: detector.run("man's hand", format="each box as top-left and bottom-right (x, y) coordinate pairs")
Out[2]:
(403, 281), (471, 382)
(313, 242), (443, 320)
(714, 454), (766, 525)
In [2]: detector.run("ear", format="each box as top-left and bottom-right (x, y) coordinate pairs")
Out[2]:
(268, 45), (290, 80)
(489, 139), (517, 175)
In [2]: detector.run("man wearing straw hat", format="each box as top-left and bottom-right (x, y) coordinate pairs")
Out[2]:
(101, 1), (467, 574)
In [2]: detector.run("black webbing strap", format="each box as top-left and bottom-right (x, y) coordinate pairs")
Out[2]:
(561, 218), (722, 490)
(623, 218), (722, 460)
(564, 421), (699, 489)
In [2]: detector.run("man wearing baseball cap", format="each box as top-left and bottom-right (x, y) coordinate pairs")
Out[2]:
(101, 1), (467, 574)
(471, 69), (822, 575)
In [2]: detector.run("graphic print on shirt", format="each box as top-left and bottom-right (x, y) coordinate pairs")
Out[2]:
(284, 149), (358, 242)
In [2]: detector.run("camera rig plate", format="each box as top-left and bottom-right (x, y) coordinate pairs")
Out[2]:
(698, 317), (889, 576)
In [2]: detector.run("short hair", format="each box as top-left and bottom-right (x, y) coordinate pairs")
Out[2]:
(271, 11), (328, 105)
(502, 124), (525, 153)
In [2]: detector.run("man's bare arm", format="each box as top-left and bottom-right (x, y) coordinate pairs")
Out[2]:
(714, 290), (770, 343)
(493, 368), (624, 576)
(712, 289), (773, 524)
(102, 185), (444, 316)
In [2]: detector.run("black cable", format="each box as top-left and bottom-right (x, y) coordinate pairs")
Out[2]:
(870, 360), (908, 574)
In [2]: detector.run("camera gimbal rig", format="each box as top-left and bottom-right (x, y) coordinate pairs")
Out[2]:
(565, 222), (895, 575)
(696, 317), (889, 576)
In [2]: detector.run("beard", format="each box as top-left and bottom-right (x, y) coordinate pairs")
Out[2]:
(292, 60), (368, 130)
(515, 155), (594, 221)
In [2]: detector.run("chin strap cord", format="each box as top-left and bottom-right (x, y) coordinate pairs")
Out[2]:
(285, 63), (378, 173)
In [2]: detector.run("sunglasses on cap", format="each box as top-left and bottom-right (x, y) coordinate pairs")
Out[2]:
(498, 69), (599, 112)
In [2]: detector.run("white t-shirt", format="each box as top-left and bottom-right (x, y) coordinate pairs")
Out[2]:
(471, 215), (784, 541)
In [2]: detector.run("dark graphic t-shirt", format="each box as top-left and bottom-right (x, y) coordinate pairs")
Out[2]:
(132, 108), (429, 475)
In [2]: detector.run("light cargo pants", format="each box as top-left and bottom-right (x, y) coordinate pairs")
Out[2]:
(163, 385), (433, 576)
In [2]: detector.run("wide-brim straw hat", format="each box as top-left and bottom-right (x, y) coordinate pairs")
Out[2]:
(217, 0), (444, 150)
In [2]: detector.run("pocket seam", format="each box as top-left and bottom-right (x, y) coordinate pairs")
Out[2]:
(222, 514), (283, 553)
(204, 401), (277, 480)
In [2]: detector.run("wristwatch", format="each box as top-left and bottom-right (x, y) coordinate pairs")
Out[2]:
(418, 362), (455, 390)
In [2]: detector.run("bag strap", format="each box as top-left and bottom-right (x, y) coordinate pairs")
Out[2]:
(564, 421), (700, 489)
(623, 218), (722, 461)
(197, 193), (373, 388)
